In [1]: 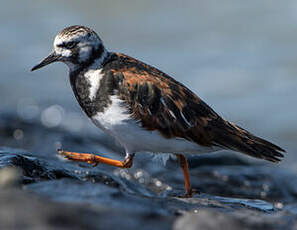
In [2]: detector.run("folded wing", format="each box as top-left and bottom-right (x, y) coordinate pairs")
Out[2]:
(107, 53), (285, 162)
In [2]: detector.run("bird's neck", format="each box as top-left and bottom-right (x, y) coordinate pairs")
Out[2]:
(67, 45), (109, 73)
(68, 48), (113, 117)
(86, 48), (109, 71)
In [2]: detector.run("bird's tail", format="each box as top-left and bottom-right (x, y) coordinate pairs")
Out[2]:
(214, 121), (285, 163)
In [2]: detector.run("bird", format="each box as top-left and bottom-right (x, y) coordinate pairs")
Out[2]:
(31, 25), (285, 197)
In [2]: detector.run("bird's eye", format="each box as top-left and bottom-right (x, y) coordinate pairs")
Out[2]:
(65, 41), (77, 49)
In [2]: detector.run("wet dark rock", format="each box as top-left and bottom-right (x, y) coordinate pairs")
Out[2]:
(161, 162), (297, 203)
(173, 209), (296, 230)
(190, 164), (297, 202)
(1, 113), (297, 229)
(0, 147), (296, 230)
(0, 188), (174, 230)
(0, 147), (75, 184)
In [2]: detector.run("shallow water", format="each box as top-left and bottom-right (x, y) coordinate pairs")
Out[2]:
(1, 3), (297, 222)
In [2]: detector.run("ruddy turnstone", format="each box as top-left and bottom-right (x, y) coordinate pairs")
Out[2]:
(31, 25), (285, 197)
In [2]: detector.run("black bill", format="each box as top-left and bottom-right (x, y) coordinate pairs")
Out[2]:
(31, 52), (61, 71)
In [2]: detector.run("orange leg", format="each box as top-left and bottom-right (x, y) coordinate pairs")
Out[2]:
(176, 154), (193, 198)
(58, 149), (134, 168)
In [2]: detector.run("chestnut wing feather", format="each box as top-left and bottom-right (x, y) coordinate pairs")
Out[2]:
(104, 53), (285, 162)
(107, 53), (224, 146)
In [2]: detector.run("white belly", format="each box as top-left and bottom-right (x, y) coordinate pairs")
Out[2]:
(91, 96), (218, 155)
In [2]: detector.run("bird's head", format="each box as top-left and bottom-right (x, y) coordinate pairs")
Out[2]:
(31, 25), (106, 72)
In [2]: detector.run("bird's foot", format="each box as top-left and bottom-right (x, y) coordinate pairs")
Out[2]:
(58, 149), (99, 166)
(57, 149), (133, 168)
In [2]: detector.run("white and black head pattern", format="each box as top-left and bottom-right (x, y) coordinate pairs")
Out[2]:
(31, 25), (108, 72)
(54, 25), (107, 69)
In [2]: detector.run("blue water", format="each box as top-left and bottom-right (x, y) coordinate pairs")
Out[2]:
(0, 0), (296, 171)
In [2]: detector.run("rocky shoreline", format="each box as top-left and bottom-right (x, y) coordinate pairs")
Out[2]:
(0, 114), (297, 229)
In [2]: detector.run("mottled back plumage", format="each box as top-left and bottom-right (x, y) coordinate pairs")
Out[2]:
(98, 53), (285, 162)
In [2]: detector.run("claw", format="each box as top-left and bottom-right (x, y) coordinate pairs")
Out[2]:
(56, 149), (134, 168)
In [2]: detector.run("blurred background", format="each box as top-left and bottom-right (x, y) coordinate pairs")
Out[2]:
(0, 0), (296, 170)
